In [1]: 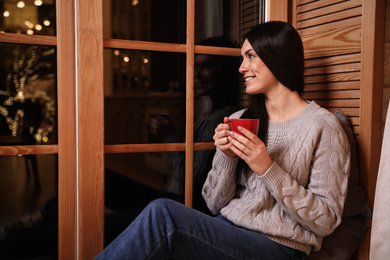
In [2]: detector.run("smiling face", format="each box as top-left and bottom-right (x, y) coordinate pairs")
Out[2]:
(194, 54), (220, 97)
(239, 39), (280, 96)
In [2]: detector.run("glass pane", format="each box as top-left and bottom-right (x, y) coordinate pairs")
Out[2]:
(0, 44), (57, 146)
(104, 48), (185, 144)
(104, 0), (186, 43)
(0, 0), (56, 36)
(195, 0), (265, 46)
(0, 154), (57, 257)
(103, 150), (215, 245)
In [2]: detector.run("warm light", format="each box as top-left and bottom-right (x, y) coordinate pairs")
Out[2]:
(34, 0), (43, 6)
(114, 49), (120, 56)
(43, 20), (50, 26)
(34, 133), (42, 142)
(143, 58), (149, 64)
(132, 0), (139, 6)
(123, 56), (130, 62)
(27, 29), (34, 35)
(24, 20), (34, 29)
(35, 24), (42, 31)
(42, 136), (48, 142)
(3, 11), (9, 17)
(17, 1), (25, 8)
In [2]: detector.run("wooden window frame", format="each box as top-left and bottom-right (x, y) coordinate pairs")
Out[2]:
(0, 0), (241, 259)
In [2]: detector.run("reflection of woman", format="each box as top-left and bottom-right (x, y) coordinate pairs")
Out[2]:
(94, 21), (350, 259)
(159, 37), (240, 201)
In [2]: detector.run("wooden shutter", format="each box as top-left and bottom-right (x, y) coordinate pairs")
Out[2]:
(287, 1), (386, 260)
(295, 0), (362, 136)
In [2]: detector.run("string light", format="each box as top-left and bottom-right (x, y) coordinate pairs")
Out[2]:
(17, 1), (25, 8)
(35, 24), (43, 31)
(34, 0), (43, 6)
(1, 47), (56, 143)
(25, 20), (34, 29)
(3, 11), (9, 17)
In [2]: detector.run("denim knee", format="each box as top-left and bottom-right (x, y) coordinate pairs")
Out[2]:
(147, 198), (177, 210)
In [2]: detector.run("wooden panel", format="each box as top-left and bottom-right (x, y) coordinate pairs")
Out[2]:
(305, 71), (361, 83)
(305, 81), (360, 91)
(297, 0), (362, 24)
(195, 45), (241, 56)
(301, 90), (360, 99)
(267, 0), (289, 22)
(301, 19), (362, 59)
(297, 0), (346, 13)
(56, 0), (76, 259)
(0, 33), (56, 45)
(356, 1), (387, 256)
(76, 0), (105, 258)
(313, 99), (360, 108)
(304, 62), (360, 75)
(298, 6), (362, 29)
(299, 15), (362, 36)
(103, 39), (240, 56)
(104, 39), (186, 53)
(185, 0), (195, 208)
(0, 145), (58, 156)
(104, 142), (215, 154)
(296, 0), (317, 6)
(305, 53), (361, 67)
(359, 0), (386, 208)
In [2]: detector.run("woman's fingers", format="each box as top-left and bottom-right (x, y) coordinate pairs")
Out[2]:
(228, 130), (272, 175)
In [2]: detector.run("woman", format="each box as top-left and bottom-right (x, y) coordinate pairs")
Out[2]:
(94, 21), (350, 260)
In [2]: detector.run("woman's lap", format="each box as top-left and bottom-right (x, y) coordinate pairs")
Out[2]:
(95, 198), (304, 260)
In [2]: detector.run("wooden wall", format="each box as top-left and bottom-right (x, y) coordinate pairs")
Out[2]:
(383, 0), (390, 127)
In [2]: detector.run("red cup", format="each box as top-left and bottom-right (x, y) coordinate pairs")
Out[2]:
(227, 119), (259, 135)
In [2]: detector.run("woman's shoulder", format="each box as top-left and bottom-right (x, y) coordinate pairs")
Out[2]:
(307, 101), (344, 132)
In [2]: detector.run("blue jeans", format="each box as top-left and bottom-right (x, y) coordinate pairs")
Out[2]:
(94, 198), (306, 260)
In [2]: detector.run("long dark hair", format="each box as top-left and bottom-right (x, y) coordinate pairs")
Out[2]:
(241, 21), (305, 145)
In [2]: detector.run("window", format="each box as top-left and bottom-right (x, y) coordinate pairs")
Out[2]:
(0, 0), (265, 258)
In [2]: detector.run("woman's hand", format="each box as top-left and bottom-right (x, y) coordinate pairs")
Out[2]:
(227, 126), (272, 176)
(213, 117), (237, 158)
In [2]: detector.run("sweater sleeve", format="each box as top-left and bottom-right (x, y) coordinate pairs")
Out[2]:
(202, 149), (240, 215)
(260, 115), (351, 237)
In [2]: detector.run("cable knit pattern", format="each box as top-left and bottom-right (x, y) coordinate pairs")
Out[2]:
(202, 101), (351, 255)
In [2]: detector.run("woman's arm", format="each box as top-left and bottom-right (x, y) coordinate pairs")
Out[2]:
(260, 118), (351, 237)
(202, 149), (239, 215)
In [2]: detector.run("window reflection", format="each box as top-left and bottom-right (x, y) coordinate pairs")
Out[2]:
(104, 0), (186, 43)
(0, 0), (56, 35)
(0, 44), (57, 145)
(105, 0), (263, 46)
(104, 38), (241, 201)
(0, 154), (57, 227)
(195, 0), (265, 45)
(104, 49), (185, 145)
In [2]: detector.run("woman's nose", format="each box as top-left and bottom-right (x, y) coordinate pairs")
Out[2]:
(239, 61), (247, 74)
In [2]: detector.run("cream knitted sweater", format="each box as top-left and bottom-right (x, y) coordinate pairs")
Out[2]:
(202, 101), (351, 255)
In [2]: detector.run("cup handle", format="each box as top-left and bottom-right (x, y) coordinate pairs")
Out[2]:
(226, 121), (232, 127)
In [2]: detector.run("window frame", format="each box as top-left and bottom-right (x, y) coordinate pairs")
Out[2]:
(0, 0), (242, 258)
